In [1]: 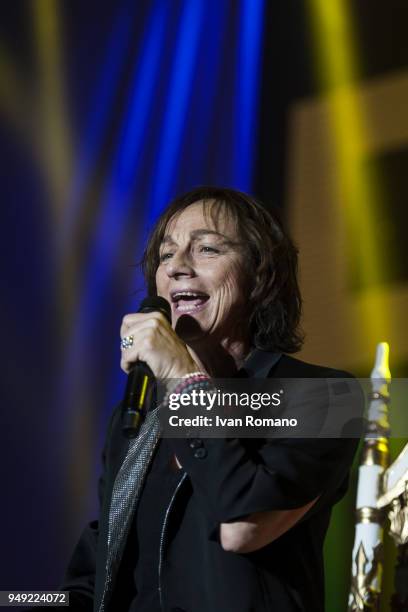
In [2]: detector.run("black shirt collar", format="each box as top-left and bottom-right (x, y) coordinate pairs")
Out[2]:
(240, 349), (282, 378)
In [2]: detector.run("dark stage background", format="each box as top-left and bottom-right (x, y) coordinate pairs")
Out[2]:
(1, 2), (408, 610)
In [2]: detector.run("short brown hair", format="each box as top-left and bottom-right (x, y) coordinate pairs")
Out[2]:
(141, 186), (304, 353)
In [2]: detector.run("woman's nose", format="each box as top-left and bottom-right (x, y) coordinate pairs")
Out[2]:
(166, 250), (195, 278)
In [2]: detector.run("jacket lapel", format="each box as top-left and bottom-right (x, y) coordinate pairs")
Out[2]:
(96, 408), (161, 612)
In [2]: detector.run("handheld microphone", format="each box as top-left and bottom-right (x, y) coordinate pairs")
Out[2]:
(122, 296), (171, 438)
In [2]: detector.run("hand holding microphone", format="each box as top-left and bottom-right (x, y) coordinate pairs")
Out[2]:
(120, 296), (198, 437)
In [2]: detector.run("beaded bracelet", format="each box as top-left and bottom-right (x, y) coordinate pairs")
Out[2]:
(166, 371), (207, 393)
(172, 373), (209, 396)
(163, 371), (215, 408)
(182, 371), (208, 379)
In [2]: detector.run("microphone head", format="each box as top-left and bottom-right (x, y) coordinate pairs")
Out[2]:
(139, 296), (171, 323)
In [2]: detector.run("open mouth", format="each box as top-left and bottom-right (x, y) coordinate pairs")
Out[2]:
(171, 291), (210, 313)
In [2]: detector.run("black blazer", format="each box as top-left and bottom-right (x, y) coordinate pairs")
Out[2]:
(56, 353), (363, 612)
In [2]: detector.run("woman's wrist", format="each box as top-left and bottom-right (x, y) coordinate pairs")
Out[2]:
(164, 370), (209, 394)
(166, 353), (206, 379)
(163, 371), (214, 409)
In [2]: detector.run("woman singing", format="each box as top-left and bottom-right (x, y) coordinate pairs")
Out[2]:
(59, 186), (361, 612)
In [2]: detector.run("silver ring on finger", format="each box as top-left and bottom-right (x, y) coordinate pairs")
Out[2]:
(121, 335), (134, 350)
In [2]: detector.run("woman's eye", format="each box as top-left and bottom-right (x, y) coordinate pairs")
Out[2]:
(200, 246), (219, 254)
(159, 252), (173, 262)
